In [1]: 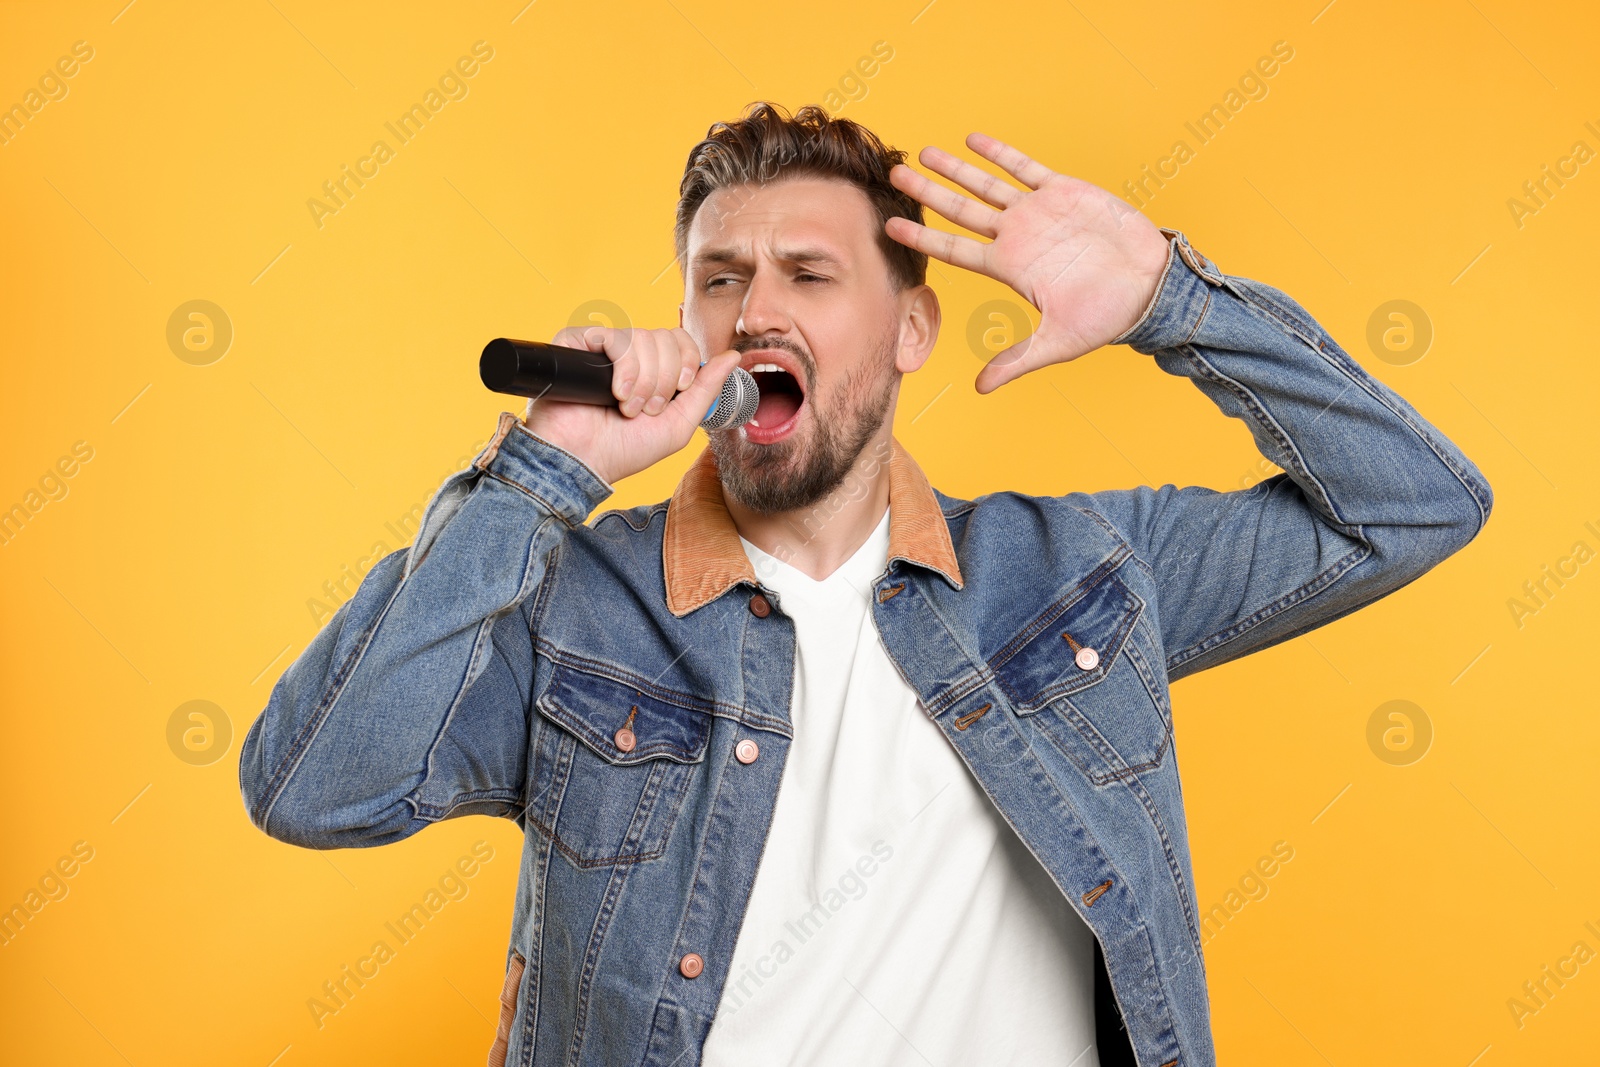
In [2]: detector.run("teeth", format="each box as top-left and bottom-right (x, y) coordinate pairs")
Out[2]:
(749, 418), (761, 427)
(750, 363), (780, 373)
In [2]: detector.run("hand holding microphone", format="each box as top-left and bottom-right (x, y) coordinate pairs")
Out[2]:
(482, 326), (753, 486)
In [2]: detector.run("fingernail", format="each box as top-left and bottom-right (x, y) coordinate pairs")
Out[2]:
(646, 396), (666, 415)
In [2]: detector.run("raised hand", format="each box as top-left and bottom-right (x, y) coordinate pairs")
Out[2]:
(520, 325), (742, 485)
(886, 132), (1171, 393)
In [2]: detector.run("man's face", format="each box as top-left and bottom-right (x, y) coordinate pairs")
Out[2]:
(681, 176), (907, 515)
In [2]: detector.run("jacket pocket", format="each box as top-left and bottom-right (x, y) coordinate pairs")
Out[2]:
(486, 949), (526, 1067)
(525, 660), (712, 869)
(991, 565), (1171, 786)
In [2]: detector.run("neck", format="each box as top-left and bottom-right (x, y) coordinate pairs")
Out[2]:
(724, 416), (897, 582)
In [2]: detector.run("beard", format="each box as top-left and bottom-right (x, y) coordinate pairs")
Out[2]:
(709, 331), (897, 515)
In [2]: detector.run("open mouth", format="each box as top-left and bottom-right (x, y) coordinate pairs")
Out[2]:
(744, 362), (805, 444)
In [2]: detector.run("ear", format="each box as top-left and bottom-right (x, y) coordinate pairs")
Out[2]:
(678, 303), (684, 328)
(894, 284), (941, 374)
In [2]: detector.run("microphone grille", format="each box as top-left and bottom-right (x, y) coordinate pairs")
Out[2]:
(700, 366), (760, 430)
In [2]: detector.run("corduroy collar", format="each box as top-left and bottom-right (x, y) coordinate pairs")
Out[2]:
(661, 437), (963, 616)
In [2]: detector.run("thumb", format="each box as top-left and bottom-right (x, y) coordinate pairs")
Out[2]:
(665, 349), (743, 432)
(975, 322), (1078, 394)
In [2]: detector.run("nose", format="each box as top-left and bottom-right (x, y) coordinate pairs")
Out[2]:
(735, 264), (792, 339)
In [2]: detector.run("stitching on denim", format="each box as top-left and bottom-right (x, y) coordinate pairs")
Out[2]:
(1182, 347), (1341, 525)
(533, 640), (790, 736)
(1118, 769), (1205, 959)
(536, 692), (707, 765)
(1112, 236), (1180, 346)
(480, 468), (583, 530)
(564, 851), (642, 1064)
(1166, 542), (1370, 674)
(498, 419), (614, 497)
(590, 500), (668, 533)
(1037, 696), (1170, 787)
(998, 578), (1144, 712)
(523, 768), (674, 870)
(920, 667), (993, 717)
(989, 549), (1133, 669)
(1121, 631), (1174, 735)
(1314, 336), (1492, 525)
(1074, 505), (1131, 548)
(414, 787), (522, 821)
(254, 557), (413, 831)
(562, 755), (691, 1059)
(415, 517), (551, 813)
(526, 539), (562, 638)
(514, 822), (554, 1067)
(1178, 286), (1211, 348)
(1220, 279), (1490, 527)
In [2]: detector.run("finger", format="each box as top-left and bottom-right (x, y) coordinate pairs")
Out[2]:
(611, 329), (651, 416)
(975, 325), (1077, 394)
(917, 145), (1023, 209)
(643, 331), (679, 416)
(551, 326), (588, 349)
(964, 132), (1055, 190)
(672, 329), (703, 392)
(889, 163), (1001, 239)
(663, 350), (741, 437)
(884, 216), (991, 275)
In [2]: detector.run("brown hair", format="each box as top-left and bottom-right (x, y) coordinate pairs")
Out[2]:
(674, 102), (928, 291)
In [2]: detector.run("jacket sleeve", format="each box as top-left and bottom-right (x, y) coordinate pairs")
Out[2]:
(1085, 229), (1493, 682)
(237, 413), (614, 848)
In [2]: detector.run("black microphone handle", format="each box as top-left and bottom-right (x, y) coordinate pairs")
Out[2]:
(480, 338), (619, 405)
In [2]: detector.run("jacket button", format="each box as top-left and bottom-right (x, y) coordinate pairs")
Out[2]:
(735, 738), (760, 764)
(1075, 647), (1100, 670)
(748, 593), (772, 618)
(613, 727), (637, 753)
(679, 952), (704, 978)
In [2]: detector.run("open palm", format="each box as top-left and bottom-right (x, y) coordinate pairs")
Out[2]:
(886, 132), (1171, 393)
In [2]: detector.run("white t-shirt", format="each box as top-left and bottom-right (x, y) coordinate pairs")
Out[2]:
(701, 506), (1100, 1067)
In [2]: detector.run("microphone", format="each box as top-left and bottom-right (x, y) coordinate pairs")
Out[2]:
(480, 338), (759, 430)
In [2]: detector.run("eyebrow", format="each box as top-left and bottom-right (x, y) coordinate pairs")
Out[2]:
(690, 246), (845, 271)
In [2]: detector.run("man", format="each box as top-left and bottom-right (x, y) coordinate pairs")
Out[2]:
(239, 102), (1492, 1066)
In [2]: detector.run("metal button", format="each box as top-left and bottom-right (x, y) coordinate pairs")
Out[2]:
(613, 727), (637, 753)
(1074, 647), (1100, 671)
(679, 952), (704, 979)
(748, 593), (772, 618)
(735, 738), (760, 764)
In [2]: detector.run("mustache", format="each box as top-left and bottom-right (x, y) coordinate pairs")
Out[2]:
(731, 336), (814, 390)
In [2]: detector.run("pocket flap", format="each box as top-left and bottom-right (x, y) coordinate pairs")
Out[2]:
(992, 568), (1144, 713)
(536, 661), (713, 765)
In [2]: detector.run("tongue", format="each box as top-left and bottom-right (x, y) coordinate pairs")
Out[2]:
(754, 390), (801, 426)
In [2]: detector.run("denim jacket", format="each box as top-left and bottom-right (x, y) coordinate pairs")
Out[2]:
(239, 229), (1492, 1067)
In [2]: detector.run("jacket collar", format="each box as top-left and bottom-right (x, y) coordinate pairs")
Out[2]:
(661, 437), (963, 616)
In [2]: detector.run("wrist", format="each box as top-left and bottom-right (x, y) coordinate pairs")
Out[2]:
(474, 412), (615, 519)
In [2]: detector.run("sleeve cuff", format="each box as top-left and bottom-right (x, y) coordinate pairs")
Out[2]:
(1110, 227), (1226, 354)
(471, 411), (614, 526)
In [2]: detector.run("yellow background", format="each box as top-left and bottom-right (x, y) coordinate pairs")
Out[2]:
(2, 0), (1595, 1063)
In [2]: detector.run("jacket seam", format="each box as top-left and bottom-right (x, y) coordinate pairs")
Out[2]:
(1165, 541), (1372, 674)
(480, 467), (586, 530)
(1222, 281), (1491, 529)
(252, 564), (411, 832)
(533, 640), (792, 737)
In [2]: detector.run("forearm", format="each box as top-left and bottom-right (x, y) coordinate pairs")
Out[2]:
(237, 413), (614, 847)
(1117, 230), (1491, 537)
(1099, 230), (1492, 676)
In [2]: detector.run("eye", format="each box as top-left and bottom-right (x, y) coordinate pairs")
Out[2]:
(705, 276), (740, 290)
(796, 273), (827, 283)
